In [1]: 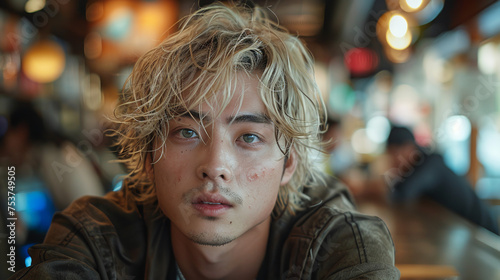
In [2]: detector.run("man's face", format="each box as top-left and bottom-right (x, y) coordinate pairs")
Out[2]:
(152, 72), (296, 246)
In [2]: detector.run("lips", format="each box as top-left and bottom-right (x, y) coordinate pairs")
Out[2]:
(193, 194), (233, 206)
(192, 193), (233, 217)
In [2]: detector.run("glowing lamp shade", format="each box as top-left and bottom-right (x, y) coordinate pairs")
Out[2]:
(22, 40), (66, 83)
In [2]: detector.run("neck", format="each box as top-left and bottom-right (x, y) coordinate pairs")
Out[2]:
(171, 216), (271, 280)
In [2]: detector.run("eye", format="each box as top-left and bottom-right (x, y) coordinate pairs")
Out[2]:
(241, 134), (260, 144)
(179, 129), (198, 139)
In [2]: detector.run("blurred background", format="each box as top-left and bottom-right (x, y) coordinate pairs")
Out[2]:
(1, 0), (500, 278)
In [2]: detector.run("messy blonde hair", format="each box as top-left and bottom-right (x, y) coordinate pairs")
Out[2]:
(111, 2), (326, 216)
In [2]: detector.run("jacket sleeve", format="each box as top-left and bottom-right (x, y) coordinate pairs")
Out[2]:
(280, 192), (400, 280)
(315, 211), (400, 279)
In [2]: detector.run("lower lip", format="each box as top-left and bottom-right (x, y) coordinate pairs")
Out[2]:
(192, 203), (232, 216)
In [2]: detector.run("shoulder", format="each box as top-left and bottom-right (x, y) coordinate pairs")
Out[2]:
(415, 149), (445, 167)
(49, 188), (155, 251)
(277, 178), (400, 279)
(61, 189), (143, 224)
(13, 190), (152, 279)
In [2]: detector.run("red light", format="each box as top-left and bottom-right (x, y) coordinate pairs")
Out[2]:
(344, 48), (379, 76)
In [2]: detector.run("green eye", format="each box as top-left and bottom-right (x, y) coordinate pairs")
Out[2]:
(242, 134), (258, 143)
(180, 129), (196, 138)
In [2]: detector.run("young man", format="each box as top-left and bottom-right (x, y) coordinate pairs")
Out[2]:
(11, 3), (399, 279)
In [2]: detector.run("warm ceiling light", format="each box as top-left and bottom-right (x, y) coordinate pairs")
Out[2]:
(22, 40), (66, 83)
(386, 29), (412, 50)
(400, 0), (428, 12)
(385, 47), (411, 63)
(406, 0), (423, 9)
(25, 0), (45, 13)
(389, 15), (408, 38)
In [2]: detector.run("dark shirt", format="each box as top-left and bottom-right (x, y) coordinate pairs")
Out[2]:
(11, 179), (399, 279)
(390, 152), (499, 235)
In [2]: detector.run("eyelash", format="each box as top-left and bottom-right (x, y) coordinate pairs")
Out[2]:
(173, 128), (263, 145)
(178, 128), (198, 139)
(239, 133), (262, 144)
(176, 128), (198, 139)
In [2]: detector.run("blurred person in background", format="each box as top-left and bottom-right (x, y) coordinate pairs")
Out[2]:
(385, 125), (499, 235)
(10, 2), (399, 279)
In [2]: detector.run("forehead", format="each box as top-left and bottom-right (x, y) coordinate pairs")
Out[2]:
(181, 71), (265, 117)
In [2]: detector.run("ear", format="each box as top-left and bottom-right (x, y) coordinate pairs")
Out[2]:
(280, 149), (297, 186)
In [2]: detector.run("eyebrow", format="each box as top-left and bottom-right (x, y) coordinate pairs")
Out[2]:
(178, 110), (207, 121)
(228, 113), (271, 124)
(178, 110), (271, 125)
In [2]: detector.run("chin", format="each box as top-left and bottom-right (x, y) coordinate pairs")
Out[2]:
(188, 231), (237, 247)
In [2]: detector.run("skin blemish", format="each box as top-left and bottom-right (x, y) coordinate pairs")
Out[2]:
(246, 167), (267, 182)
(247, 169), (259, 182)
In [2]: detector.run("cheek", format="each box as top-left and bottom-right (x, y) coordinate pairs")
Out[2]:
(243, 162), (282, 207)
(246, 166), (278, 182)
(243, 153), (283, 183)
(153, 151), (190, 197)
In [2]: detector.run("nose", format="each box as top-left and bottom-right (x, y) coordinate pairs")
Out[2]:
(196, 138), (233, 182)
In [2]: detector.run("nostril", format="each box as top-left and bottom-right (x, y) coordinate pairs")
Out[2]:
(198, 167), (231, 181)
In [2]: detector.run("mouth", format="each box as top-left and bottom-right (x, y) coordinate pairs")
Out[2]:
(200, 202), (225, 205)
(191, 194), (233, 216)
(192, 193), (233, 206)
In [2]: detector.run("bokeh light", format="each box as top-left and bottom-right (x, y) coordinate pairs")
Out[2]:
(389, 15), (408, 38)
(390, 84), (421, 125)
(400, 0), (426, 12)
(443, 115), (471, 141)
(22, 40), (66, 83)
(366, 115), (391, 143)
(478, 42), (498, 75)
(386, 29), (412, 50)
(406, 0), (424, 9)
(352, 128), (378, 154)
(25, 0), (45, 13)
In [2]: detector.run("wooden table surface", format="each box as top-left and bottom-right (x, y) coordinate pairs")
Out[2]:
(357, 198), (500, 280)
